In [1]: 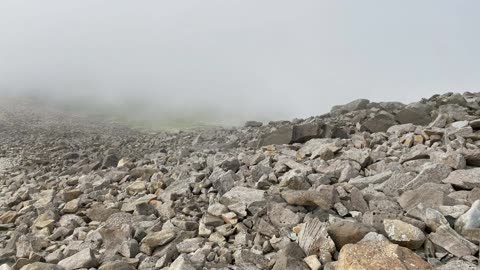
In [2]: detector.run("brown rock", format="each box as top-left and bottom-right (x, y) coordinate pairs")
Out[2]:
(336, 241), (432, 270)
(327, 221), (375, 249)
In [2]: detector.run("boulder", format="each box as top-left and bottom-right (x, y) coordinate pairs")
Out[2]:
(383, 219), (425, 249)
(58, 248), (98, 269)
(244, 121), (263, 127)
(429, 225), (478, 257)
(272, 243), (310, 270)
(19, 263), (63, 270)
(395, 105), (432, 125)
(220, 186), (265, 207)
(330, 99), (370, 115)
(297, 218), (336, 262)
(281, 188), (335, 209)
(336, 241), (432, 270)
(362, 113), (397, 133)
(443, 168), (480, 189)
(327, 221), (376, 249)
(455, 200), (480, 237)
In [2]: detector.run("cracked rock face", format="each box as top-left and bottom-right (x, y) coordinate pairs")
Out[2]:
(2, 92), (480, 269)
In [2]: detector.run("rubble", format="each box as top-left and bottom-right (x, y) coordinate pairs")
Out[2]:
(1, 92), (480, 269)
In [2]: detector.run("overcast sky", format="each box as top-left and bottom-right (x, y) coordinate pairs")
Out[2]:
(0, 1), (479, 122)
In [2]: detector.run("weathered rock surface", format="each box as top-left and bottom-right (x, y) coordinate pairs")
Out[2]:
(336, 241), (432, 270)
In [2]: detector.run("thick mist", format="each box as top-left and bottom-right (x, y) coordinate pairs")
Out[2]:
(0, 1), (479, 126)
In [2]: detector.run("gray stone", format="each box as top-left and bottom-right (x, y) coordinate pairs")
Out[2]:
(330, 99), (370, 115)
(463, 149), (480, 167)
(297, 218), (335, 263)
(281, 188), (335, 210)
(220, 186), (265, 207)
(362, 113), (397, 133)
(210, 168), (236, 195)
(395, 105), (432, 125)
(398, 188), (455, 212)
(341, 148), (371, 168)
(176, 238), (205, 254)
(58, 248), (98, 269)
(258, 126), (293, 147)
(375, 171), (415, 196)
(383, 219), (425, 250)
(244, 121), (263, 127)
(169, 254), (197, 270)
(401, 163), (451, 190)
(455, 200), (480, 236)
(436, 259), (478, 270)
(279, 169), (311, 190)
(443, 168), (480, 189)
(98, 261), (136, 270)
(348, 171), (392, 189)
(140, 228), (177, 255)
(234, 250), (269, 269)
(327, 220), (375, 249)
(291, 123), (327, 143)
(86, 205), (119, 222)
(386, 123), (416, 136)
(272, 243), (310, 270)
(268, 204), (301, 228)
(429, 225), (478, 257)
(19, 263), (63, 270)
(439, 104), (474, 122)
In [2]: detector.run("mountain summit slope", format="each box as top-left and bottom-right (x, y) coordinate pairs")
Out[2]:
(1, 92), (480, 269)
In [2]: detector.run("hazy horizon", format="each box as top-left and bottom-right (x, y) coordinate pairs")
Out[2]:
(1, 1), (479, 124)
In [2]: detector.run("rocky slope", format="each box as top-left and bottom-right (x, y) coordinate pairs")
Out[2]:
(1, 92), (480, 270)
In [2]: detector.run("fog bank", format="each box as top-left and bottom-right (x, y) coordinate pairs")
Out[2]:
(0, 1), (479, 125)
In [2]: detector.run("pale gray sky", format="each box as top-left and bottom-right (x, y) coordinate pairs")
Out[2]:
(0, 1), (478, 122)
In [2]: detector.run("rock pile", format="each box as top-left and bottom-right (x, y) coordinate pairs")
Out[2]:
(1, 92), (480, 269)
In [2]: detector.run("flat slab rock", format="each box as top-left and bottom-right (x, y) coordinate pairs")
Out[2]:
(442, 168), (480, 189)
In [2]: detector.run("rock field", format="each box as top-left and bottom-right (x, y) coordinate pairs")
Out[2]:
(2, 92), (480, 269)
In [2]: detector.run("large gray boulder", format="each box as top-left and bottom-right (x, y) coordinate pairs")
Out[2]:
(330, 99), (370, 115)
(395, 104), (432, 125)
(57, 248), (98, 270)
(362, 113), (397, 133)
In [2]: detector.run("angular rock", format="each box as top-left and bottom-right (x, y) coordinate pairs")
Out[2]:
(429, 225), (478, 257)
(169, 254), (196, 270)
(244, 121), (263, 127)
(268, 204), (301, 228)
(383, 219), (425, 250)
(395, 105), (432, 125)
(442, 168), (480, 190)
(331, 99), (370, 115)
(279, 169), (311, 190)
(336, 241), (432, 270)
(436, 259), (478, 270)
(58, 248), (98, 269)
(19, 263), (62, 270)
(272, 243), (310, 270)
(327, 220), (375, 249)
(297, 218), (336, 262)
(362, 113), (397, 133)
(140, 229), (177, 255)
(220, 186), (265, 208)
(281, 188), (334, 209)
(349, 170), (392, 189)
(98, 261), (136, 270)
(401, 163), (451, 190)
(455, 200), (480, 237)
